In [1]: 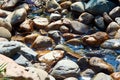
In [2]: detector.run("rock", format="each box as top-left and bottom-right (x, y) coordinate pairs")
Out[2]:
(0, 18), (12, 31)
(70, 21), (89, 34)
(0, 41), (20, 57)
(33, 17), (49, 29)
(103, 12), (113, 24)
(0, 9), (11, 17)
(95, 16), (105, 30)
(50, 13), (61, 21)
(50, 59), (80, 79)
(115, 29), (120, 39)
(46, 20), (63, 31)
(16, 3), (30, 11)
(106, 22), (120, 38)
(0, 0), (19, 9)
(0, 37), (8, 41)
(0, 27), (11, 40)
(0, 54), (34, 80)
(111, 72), (120, 80)
(19, 19), (34, 32)
(25, 33), (40, 44)
(109, 6), (120, 19)
(31, 35), (55, 50)
(86, 0), (116, 15)
(60, 1), (72, 9)
(82, 32), (108, 46)
(89, 57), (114, 74)
(11, 35), (25, 42)
(66, 38), (82, 45)
(6, 8), (27, 25)
(46, 0), (62, 12)
(101, 39), (120, 49)
(64, 77), (78, 80)
(60, 25), (69, 33)
(80, 68), (95, 78)
(78, 12), (94, 25)
(115, 17), (120, 25)
(37, 50), (64, 68)
(71, 2), (85, 13)
(92, 73), (113, 80)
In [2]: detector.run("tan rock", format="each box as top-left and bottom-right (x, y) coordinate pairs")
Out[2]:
(111, 72), (120, 80)
(11, 35), (25, 42)
(115, 29), (120, 39)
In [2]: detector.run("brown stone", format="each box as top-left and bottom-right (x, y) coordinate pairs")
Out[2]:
(11, 35), (25, 42)
(111, 72), (120, 80)
(60, 1), (72, 9)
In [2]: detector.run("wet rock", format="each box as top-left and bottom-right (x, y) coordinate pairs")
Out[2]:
(0, 54), (34, 80)
(0, 41), (20, 57)
(111, 72), (120, 80)
(78, 12), (94, 25)
(106, 22), (120, 38)
(25, 33), (40, 44)
(115, 17), (120, 25)
(33, 17), (49, 29)
(62, 33), (80, 41)
(0, 27), (11, 40)
(109, 6), (120, 19)
(0, 18), (12, 31)
(19, 19), (34, 32)
(46, 0), (62, 12)
(37, 50), (64, 68)
(50, 59), (80, 79)
(71, 2), (85, 13)
(82, 32), (108, 46)
(6, 8), (27, 25)
(11, 35), (25, 42)
(89, 57), (114, 74)
(103, 12), (113, 24)
(70, 21), (89, 34)
(50, 13), (61, 21)
(92, 72), (113, 80)
(64, 77), (78, 80)
(0, 0), (18, 9)
(80, 68), (95, 78)
(60, 1), (72, 9)
(86, 0), (116, 15)
(60, 25), (69, 33)
(95, 16), (105, 30)
(31, 35), (55, 50)
(46, 20), (63, 31)
(101, 39), (120, 49)
(0, 9), (11, 17)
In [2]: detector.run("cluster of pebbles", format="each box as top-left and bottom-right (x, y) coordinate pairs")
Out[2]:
(0, 0), (120, 80)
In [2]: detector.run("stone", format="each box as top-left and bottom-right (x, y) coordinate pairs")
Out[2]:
(64, 77), (78, 80)
(70, 21), (89, 34)
(19, 19), (34, 32)
(31, 35), (55, 50)
(115, 29), (120, 39)
(71, 2), (85, 13)
(92, 73), (113, 80)
(78, 12), (94, 25)
(111, 72), (120, 80)
(86, 0), (116, 15)
(109, 6), (120, 19)
(115, 17), (120, 25)
(60, 25), (69, 33)
(82, 32), (108, 46)
(33, 17), (49, 29)
(95, 16), (106, 30)
(11, 35), (25, 42)
(106, 22), (120, 38)
(6, 8), (27, 25)
(46, 20), (63, 31)
(89, 57), (114, 74)
(66, 38), (82, 45)
(0, 18), (12, 31)
(103, 12), (113, 24)
(50, 13), (61, 21)
(25, 33), (40, 44)
(0, 9), (11, 17)
(0, 27), (11, 40)
(101, 39), (120, 49)
(16, 3), (30, 11)
(46, 0), (62, 12)
(0, 0), (18, 9)
(60, 1), (72, 9)
(0, 54), (34, 80)
(0, 37), (8, 42)
(50, 59), (80, 79)
(37, 50), (64, 68)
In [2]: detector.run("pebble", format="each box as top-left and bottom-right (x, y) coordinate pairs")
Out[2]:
(111, 72), (120, 80)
